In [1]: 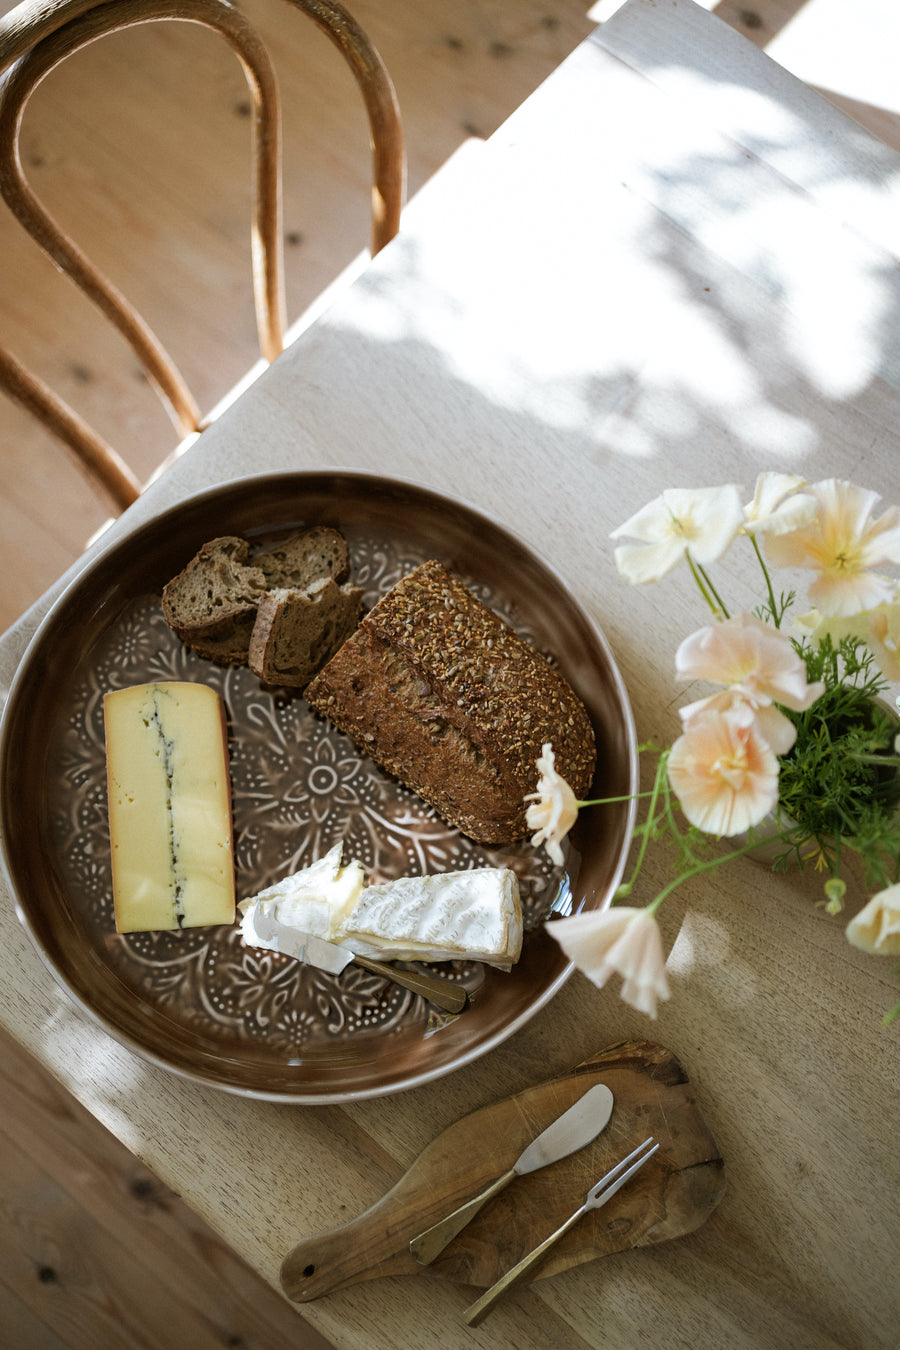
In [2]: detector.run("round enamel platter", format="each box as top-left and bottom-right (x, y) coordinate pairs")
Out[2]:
(0, 472), (637, 1102)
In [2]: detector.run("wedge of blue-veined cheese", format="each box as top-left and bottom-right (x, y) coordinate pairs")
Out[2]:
(104, 681), (235, 933)
(239, 843), (522, 967)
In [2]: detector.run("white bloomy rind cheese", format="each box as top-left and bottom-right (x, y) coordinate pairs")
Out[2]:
(239, 843), (523, 966)
(104, 681), (235, 933)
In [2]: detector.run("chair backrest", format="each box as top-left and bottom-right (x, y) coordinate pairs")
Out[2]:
(0, 0), (404, 510)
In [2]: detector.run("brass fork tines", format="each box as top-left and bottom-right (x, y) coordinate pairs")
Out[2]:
(463, 1136), (660, 1326)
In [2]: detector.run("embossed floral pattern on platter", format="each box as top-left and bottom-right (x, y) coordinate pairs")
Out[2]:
(48, 535), (563, 1060)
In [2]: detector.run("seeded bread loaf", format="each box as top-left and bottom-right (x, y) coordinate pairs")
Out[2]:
(162, 527), (351, 663)
(248, 578), (364, 687)
(304, 560), (596, 844)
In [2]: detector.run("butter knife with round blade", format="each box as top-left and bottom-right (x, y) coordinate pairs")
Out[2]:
(409, 1082), (615, 1264)
(247, 907), (468, 1015)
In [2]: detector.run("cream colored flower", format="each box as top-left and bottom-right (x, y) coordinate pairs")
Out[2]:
(525, 743), (579, 866)
(611, 485), (744, 585)
(764, 479), (900, 617)
(792, 608), (858, 643)
(795, 592), (900, 682)
(845, 885), (900, 955)
(676, 611), (824, 754)
(863, 595), (900, 682)
(742, 472), (817, 536)
(546, 907), (671, 1018)
(667, 705), (780, 836)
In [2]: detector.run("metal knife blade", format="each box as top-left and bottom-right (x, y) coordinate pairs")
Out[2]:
(246, 907), (468, 1014)
(249, 907), (353, 973)
(410, 1082), (615, 1264)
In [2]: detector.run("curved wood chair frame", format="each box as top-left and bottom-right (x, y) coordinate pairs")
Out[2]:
(0, 0), (404, 510)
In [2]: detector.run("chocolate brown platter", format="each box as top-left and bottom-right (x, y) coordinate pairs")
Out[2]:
(0, 472), (637, 1102)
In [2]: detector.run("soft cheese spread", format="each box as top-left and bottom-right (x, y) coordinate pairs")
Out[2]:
(239, 843), (523, 966)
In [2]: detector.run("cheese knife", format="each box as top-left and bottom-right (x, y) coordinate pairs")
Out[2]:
(246, 906), (469, 1015)
(409, 1082), (615, 1264)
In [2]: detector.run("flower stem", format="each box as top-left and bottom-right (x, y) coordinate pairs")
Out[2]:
(687, 554), (730, 620)
(616, 751), (671, 899)
(576, 791), (656, 806)
(749, 532), (780, 626)
(696, 563), (731, 621)
(645, 830), (793, 911)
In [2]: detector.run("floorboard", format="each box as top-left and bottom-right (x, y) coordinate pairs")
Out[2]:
(0, 1025), (331, 1349)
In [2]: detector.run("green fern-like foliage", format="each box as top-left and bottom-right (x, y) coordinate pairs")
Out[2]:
(778, 636), (900, 888)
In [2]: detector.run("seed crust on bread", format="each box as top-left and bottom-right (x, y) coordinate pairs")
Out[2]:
(305, 560), (596, 844)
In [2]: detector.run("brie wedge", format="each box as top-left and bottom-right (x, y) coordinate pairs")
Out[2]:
(239, 843), (523, 967)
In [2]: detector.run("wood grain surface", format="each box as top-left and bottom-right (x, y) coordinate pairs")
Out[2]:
(0, 1023), (331, 1350)
(1, 1), (898, 633)
(282, 1040), (725, 1300)
(0, 5), (899, 1350)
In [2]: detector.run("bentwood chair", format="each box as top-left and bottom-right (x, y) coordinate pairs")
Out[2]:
(0, 0), (404, 511)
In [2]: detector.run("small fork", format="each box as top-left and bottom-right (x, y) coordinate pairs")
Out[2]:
(463, 1136), (660, 1326)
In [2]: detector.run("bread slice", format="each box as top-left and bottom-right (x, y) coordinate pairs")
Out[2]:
(248, 578), (364, 687)
(254, 527), (350, 590)
(162, 526), (352, 664)
(161, 536), (266, 663)
(305, 560), (596, 844)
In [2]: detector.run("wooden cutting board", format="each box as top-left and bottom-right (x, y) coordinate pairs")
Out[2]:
(281, 1039), (725, 1301)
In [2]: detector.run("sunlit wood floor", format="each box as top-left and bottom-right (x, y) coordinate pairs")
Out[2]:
(0, 0), (897, 1346)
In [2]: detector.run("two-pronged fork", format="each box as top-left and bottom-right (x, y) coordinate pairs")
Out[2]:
(463, 1136), (660, 1326)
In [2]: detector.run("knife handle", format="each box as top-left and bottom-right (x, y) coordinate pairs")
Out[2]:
(409, 1166), (517, 1265)
(351, 955), (469, 1015)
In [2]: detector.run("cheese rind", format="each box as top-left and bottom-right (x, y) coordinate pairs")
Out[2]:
(239, 844), (523, 966)
(343, 871), (522, 963)
(104, 681), (235, 932)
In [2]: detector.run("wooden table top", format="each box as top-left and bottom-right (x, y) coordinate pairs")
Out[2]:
(1, 3), (898, 1346)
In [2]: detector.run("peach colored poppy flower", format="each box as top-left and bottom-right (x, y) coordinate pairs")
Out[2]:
(764, 479), (900, 617)
(546, 907), (671, 1018)
(845, 885), (900, 956)
(742, 472), (817, 536)
(667, 705), (780, 836)
(525, 743), (579, 866)
(676, 611), (824, 754)
(611, 485), (744, 585)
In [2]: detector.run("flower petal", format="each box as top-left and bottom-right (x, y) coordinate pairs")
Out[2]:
(866, 596), (900, 681)
(613, 537), (686, 585)
(807, 569), (897, 618)
(611, 485), (744, 583)
(765, 479), (900, 617)
(546, 907), (671, 1018)
(525, 743), (579, 866)
(675, 611), (823, 712)
(743, 472), (817, 536)
(679, 689), (799, 755)
(846, 885), (900, 955)
(668, 706), (780, 836)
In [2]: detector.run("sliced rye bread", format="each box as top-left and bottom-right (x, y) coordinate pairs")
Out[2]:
(162, 526), (351, 664)
(161, 536), (266, 663)
(304, 560), (596, 845)
(254, 528), (350, 590)
(248, 578), (364, 687)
